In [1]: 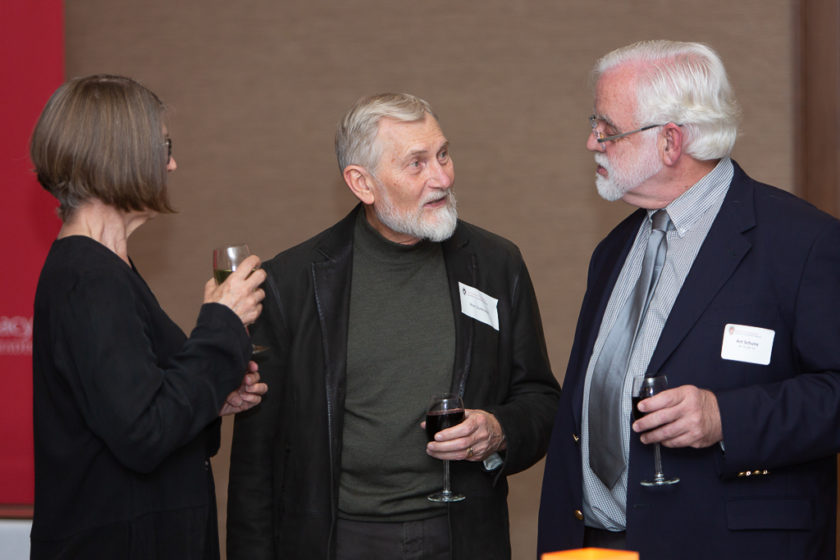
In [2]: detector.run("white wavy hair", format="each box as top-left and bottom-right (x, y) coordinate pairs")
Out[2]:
(594, 40), (741, 160)
(335, 93), (435, 173)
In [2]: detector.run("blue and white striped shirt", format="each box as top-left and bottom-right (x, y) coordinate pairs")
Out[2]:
(581, 158), (734, 530)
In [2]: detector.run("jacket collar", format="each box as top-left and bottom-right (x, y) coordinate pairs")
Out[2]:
(646, 160), (756, 374)
(441, 220), (476, 397)
(310, 207), (357, 478)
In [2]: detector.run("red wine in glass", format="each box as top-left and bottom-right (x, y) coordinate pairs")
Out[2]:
(632, 375), (679, 486)
(632, 381), (656, 422)
(426, 408), (465, 441)
(426, 393), (466, 503)
(631, 395), (648, 422)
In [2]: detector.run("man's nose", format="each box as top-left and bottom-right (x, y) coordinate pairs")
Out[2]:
(429, 160), (453, 189)
(586, 130), (605, 152)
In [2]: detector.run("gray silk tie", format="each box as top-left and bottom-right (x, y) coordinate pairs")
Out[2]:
(589, 209), (670, 488)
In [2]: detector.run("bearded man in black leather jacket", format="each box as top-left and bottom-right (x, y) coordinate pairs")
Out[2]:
(227, 93), (561, 560)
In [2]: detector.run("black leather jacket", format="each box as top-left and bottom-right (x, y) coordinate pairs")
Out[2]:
(227, 206), (560, 559)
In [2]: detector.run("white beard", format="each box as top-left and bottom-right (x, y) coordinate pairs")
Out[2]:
(374, 187), (458, 242)
(594, 134), (663, 202)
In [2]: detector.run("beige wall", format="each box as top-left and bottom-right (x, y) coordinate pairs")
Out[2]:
(65, 2), (794, 557)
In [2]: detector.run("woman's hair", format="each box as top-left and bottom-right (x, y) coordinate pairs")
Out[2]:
(593, 40), (741, 160)
(30, 74), (174, 221)
(335, 92), (435, 173)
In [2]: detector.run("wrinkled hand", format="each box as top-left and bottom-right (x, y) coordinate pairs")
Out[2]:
(204, 254), (266, 326)
(220, 361), (268, 416)
(424, 409), (507, 462)
(632, 385), (722, 448)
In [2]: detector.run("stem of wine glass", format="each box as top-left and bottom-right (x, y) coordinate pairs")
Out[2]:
(653, 443), (665, 482)
(442, 460), (452, 495)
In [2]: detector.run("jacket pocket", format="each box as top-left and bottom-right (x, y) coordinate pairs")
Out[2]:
(726, 497), (812, 530)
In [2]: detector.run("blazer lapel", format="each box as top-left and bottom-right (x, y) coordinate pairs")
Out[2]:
(312, 245), (352, 399)
(442, 224), (476, 398)
(311, 209), (356, 465)
(647, 165), (756, 374)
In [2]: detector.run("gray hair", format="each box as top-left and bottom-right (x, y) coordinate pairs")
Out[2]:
(594, 40), (740, 160)
(335, 93), (436, 173)
(30, 74), (173, 221)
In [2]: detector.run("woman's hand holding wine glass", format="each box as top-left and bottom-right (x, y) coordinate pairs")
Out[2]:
(207, 244), (266, 326)
(208, 244), (269, 416)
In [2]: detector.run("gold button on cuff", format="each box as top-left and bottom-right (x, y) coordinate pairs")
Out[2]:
(574, 510), (584, 521)
(572, 433), (580, 443)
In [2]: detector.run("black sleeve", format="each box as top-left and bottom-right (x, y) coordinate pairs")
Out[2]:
(56, 272), (250, 473)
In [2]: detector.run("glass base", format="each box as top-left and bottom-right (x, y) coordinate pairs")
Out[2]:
(640, 476), (680, 487)
(428, 490), (466, 503)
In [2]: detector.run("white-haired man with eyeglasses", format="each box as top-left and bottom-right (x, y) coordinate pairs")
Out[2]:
(538, 40), (840, 560)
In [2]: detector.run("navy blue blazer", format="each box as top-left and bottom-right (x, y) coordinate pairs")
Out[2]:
(538, 162), (840, 560)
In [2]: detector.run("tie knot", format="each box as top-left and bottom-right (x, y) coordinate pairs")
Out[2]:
(651, 210), (669, 232)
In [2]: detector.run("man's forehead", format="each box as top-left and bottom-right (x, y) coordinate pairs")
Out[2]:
(596, 62), (645, 97)
(377, 115), (448, 153)
(594, 66), (639, 123)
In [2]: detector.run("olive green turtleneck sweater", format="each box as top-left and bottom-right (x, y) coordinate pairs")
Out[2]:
(338, 210), (455, 521)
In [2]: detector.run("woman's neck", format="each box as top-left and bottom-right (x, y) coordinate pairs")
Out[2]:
(58, 199), (152, 264)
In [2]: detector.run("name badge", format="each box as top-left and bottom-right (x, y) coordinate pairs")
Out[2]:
(459, 282), (499, 331)
(720, 323), (775, 365)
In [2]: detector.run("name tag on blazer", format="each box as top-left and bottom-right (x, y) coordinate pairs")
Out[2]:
(459, 282), (499, 331)
(721, 323), (775, 365)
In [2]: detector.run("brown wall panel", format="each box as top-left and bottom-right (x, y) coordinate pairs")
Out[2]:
(796, 0), (840, 215)
(64, 2), (794, 557)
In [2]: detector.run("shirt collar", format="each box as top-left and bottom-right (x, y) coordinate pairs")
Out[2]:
(651, 157), (733, 237)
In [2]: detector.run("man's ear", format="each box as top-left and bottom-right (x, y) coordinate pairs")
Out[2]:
(343, 165), (376, 205)
(661, 123), (683, 166)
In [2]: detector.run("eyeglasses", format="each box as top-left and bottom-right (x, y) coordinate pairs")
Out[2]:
(163, 138), (172, 162)
(589, 115), (675, 151)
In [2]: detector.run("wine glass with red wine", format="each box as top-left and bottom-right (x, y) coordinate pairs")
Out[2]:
(426, 392), (466, 503)
(632, 375), (679, 486)
(212, 244), (268, 355)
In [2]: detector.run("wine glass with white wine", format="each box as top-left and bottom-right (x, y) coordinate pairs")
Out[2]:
(212, 243), (268, 355)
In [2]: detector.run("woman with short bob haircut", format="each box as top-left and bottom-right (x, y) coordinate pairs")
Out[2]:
(32, 74), (173, 221)
(29, 74), (267, 560)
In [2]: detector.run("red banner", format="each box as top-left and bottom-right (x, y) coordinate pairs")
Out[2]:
(0, 0), (63, 508)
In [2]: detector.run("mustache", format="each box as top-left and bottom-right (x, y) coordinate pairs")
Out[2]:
(594, 152), (610, 170)
(422, 190), (456, 206)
